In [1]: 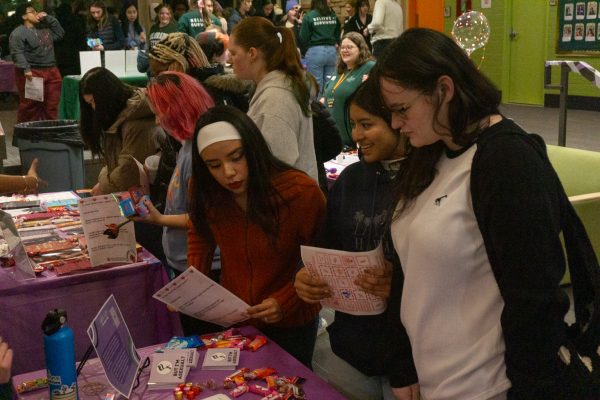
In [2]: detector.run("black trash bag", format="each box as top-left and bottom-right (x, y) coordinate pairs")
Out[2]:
(13, 120), (84, 147)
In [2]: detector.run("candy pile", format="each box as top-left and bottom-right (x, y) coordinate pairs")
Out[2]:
(224, 367), (306, 399)
(201, 329), (267, 352)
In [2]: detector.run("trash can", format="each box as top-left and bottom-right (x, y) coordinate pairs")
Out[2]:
(13, 120), (85, 193)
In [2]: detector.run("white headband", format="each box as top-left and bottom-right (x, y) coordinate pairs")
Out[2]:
(196, 121), (242, 154)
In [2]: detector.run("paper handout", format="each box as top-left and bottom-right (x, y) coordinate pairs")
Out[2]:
(301, 243), (387, 315)
(78, 195), (137, 266)
(24, 77), (43, 102)
(153, 267), (250, 327)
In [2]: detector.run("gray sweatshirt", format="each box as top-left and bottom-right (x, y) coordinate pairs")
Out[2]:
(9, 15), (64, 73)
(248, 70), (318, 182)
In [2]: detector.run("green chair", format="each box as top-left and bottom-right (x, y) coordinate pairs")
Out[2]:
(547, 145), (600, 284)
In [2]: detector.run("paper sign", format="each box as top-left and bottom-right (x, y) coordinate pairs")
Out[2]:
(78, 195), (137, 267)
(79, 51), (102, 75)
(301, 243), (387, 315)
(24, 77), (43, 102)
(87, 294), (141, 399)
(104, 50), (126, 75)
(153, 267), (250, 327)
(125, 49), (139, 72)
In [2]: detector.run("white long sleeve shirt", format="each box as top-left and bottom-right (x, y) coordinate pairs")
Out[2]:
(367, 0), (403, 44)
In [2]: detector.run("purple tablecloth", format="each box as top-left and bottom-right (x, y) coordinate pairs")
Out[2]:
(0, 61), (17, 94)
(0, 250), (182, 375)
(14, 326), (347, 400)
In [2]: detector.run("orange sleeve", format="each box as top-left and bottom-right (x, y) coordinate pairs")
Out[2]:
(270, 181), (327, 317)
(187, 219), (217, 274)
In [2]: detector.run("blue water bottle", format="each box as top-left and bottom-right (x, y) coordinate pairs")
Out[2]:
(42, 309), (79, 400)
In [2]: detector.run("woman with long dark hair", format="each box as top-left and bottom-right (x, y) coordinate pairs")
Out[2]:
(374, 28), (599, 399)
(87, 0), (124, 50)
(299, 0), (340, 95)
(296, 79), (426, 399)
(119, 1), (146, 49)
(79, 67), (164, 195)
(188, 106), (326, 368)
(230, 17), (318, 181)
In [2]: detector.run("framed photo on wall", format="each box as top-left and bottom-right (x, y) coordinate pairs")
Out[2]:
(557, 0), (600, 54)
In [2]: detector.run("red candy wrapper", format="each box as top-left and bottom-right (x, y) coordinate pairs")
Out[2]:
(247, 335), (267, 351)
(248, 383), (272, 396)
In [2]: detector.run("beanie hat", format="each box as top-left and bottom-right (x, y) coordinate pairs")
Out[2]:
(285, 0), (299, 13)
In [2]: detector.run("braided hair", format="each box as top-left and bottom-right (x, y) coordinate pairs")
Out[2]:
(148, 32), (210, 72)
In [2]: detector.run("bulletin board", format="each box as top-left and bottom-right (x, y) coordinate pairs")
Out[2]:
(558, 0), (600, 53)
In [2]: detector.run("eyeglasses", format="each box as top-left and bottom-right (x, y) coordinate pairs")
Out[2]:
(340, 45), (357, 51)
(386, 92), (423, 121)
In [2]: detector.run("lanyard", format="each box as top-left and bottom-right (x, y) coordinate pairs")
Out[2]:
(331, 71), (349, 94)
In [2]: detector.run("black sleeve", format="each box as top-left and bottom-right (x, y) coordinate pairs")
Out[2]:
(472, 133), (572, 398)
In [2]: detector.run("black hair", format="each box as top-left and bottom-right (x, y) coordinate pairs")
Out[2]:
(373, 27), (501, 147)
(79, 67), (134, 157)
(16, 3), (34, 21)
(120, 1), (143, 37)
(190, 106), (293, 244)
(310, 0), (332, 16)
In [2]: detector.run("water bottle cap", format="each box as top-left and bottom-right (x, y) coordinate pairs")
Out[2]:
(41, 309), (68, 335)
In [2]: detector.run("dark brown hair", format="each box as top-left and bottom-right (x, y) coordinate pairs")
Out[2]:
(337, 31), (372, 74)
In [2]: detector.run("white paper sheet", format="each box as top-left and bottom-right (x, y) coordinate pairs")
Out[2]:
(125, 49), (139, 72)
(79, 51), (102, 75)
(78, 195), (137, 267)
(301, 243), (387, 315)
(104, 50), (126, 75)
(24, 77), (43, 101)
(153, 267), (250, 327)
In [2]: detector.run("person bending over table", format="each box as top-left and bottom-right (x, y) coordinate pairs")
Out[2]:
(79, 67), (165, 196)
(295, 80), (429, 400)
(188, 106), (326, 368)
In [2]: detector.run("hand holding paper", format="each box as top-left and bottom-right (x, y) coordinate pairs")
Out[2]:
(300, 244), (387, 315)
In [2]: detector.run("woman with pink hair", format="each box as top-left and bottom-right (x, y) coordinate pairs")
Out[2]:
(137, 71), (214, 274)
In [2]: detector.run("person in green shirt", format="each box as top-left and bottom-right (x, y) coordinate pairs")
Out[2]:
(138, 4), (178, 74)
(322, 32), (374, 147)
(177, 0), (206, 38)
(300, 0), (340, 96)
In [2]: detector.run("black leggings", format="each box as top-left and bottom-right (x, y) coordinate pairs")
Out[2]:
(261, 317), (319, 369)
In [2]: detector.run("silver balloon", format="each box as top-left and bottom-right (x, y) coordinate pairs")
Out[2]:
(451, 11), (490, 56)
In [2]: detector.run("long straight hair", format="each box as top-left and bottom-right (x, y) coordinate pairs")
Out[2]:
(190, 106), (293, 244)
(79, 67), (134, 156)
(88, 0), (109, 29)
(120, 1), (144, 36)
(231, 17), (310, 116)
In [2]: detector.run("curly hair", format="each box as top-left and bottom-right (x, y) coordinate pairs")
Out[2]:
(337, 31), (372, 74)
(149, 32), (210, 72)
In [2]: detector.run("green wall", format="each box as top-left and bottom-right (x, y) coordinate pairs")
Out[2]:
(443, 0), (600, 103)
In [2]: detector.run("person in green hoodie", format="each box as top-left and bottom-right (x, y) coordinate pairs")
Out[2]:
(300, 0), (340, 96)
(177, 0), (206, 38)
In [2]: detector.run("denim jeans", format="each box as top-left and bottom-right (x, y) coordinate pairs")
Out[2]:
(305, 45), (337, 96)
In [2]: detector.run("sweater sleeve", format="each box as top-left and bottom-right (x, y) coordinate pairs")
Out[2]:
(269, 181), (326, 318)
(177, 15), (190, 35)
(367, 0), (385, 34)
(45, 15), (65, 41)
(9, 29), (30, 72)
(187, 219), (217, 273)
(472, 133), (571, 398)
(299, 14), (312, 46)
(98, 123), (159, 193)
